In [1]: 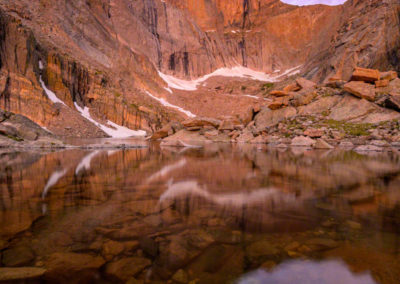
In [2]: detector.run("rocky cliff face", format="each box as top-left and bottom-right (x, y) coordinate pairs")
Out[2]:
(0, 0), (399, 137)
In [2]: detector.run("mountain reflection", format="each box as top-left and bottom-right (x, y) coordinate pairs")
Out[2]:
(0, 145), (400, 283)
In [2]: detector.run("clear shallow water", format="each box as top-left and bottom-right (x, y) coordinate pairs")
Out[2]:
(0, 144), (400, 283)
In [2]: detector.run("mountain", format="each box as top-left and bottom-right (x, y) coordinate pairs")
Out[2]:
(0, 0), (399, 137)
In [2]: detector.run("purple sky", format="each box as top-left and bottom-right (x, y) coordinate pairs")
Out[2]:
(281, 0), (347, 6)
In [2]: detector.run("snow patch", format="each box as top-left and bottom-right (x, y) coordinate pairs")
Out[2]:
(144, 91), (196, 118)
(159, 65), (302, 91)
(39, 76), (67, 106)
(74, 103), (146, 137)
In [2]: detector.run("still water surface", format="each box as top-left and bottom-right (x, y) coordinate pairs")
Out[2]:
(1, 143), (400, 283)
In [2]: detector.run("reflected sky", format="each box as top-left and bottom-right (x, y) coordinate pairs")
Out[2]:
(237, 260), (376, 284)
(281, 0), (347, 6)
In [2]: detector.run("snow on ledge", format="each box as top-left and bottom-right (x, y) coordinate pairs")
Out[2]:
(158, 65), (302, 91)
(144, 91), (196, 118)
(74, 103), (146, 138)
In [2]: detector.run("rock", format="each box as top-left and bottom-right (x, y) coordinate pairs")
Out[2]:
(172, 269), (189, 283)
(45, 252), (105, 275)
(250, 135), (267, 144)
(375, 79), (389, 88)
(126, 278), (145, 284)
(296, 77), (316, 89)
(291, 136), (316, 147)
(344, 81), (376, 101)
(255, 107), (297, 132)
(236, 129), (254, 143)
(370, 140), (390, 147)
(105, 257), (151, 282)
(376, 94), (400, 112)
(204, 129), (219, 138)
(219, 119), (235, 131)
(315, 139), (334, 149)
(306, 238), (339, 251)
(380, 71), (398, 81)
(346, 220), (362, 230)
(102, 240), (125, 261)
(283, 83), (301, 92)
(162, 130), (209, 146)
(269, 90), (289, 97)
(354, 145), (384, 152)
(268, 97), (290, 110)
(0, 267), (46, 281)
(182, 117), (220, 128)
(290, 90), (317, 107)
(339, 141), (354, 148)
(328, 95), (377, 121)
(351, 67), (380, 83)
(2, 246), (35, 267)
(246, 241), (280, 262)
(304, 128), (324, 138)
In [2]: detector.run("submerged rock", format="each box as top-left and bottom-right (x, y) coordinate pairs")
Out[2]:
(0, 267), (46, 281)
(105, 257), (151, 282)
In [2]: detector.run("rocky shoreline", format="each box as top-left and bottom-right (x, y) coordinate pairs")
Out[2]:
(152, 68), (400, 152)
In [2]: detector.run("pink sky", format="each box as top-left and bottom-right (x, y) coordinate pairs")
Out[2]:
(281, 0), (347, 6)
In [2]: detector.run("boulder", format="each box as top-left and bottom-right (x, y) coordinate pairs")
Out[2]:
(283, 83), (301, 92)
(304, 128), (324, 138)
(269, 90), (289, 97)
(105, 257), (151, 282)
(45, 252), (105, 274)
(268, 97), (290, 110)
(0, 267), (46, 281)
(219, 119), (235, 131)
(290, 90), (317, 107)
(375, 79), (389, 88)
(314, 139), (334, 149)
(255, 107), (297, 132)
(296, 77), (316, 89)
(2, 246), (35, 267)
(328, 95), (377, 121)
(351, 67), (380, 83)
(344, 81), (376, 101)
(236, 129), (254, 143)
(354, 145), (384, 152)
(162, 130), (209, 146)
(250, 135), (267, 144)
(182, 117), (220, 128)
(291, 136), (316, 147)
(376, 95), (400, 112)
(380, 71), (398, 81)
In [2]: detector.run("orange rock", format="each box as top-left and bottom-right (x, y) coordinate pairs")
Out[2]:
(269, 90), (289, 97)
(304, 128), (324, 138)
(283, 83), (301, 92)
(268, 97), (289, 110)
(380, 71), (398, 81)
(351, 67), (380, 83)
(375, 79), (389, 88)
(344, 81), (376, 101)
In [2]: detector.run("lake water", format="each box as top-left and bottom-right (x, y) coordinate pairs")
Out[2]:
(1, 143), (400, 283)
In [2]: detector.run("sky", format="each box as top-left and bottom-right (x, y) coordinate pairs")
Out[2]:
(281, 0), (347, 6)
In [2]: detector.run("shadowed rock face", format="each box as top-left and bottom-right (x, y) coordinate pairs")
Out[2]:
(0, 0), (399, 136)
